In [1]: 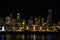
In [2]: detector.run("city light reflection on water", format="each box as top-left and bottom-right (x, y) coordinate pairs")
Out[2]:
(4, 34), (48, 40)
(1, 32), (60, 40)
(2, 34), (4, 40)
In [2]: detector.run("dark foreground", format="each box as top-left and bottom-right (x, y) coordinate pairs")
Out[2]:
(0, 31), (60, 40)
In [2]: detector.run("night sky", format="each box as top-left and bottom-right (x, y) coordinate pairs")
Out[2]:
(0, 0), (60, 23)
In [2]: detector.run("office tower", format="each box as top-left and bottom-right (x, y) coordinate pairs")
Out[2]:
(5, 16), (11, 26)
(9, 14), (13, 31)
(21, 19), (26, 27)
(34, 16), (40, 31)
(37, 17), (41, 26)
(5, 16), (11, 31)
(47, 9), (53, 30)
(37, 17), (41, 31)
(16, 13), (20, 22)
(21, 19), (26, 30)
(34, 17), (38, 31)
(35, 17), (38, 26)
(41, 18), (45, 30)
(47, 20), (53, 40)
(11, 18), (16, 31)
(28, 16), (34, 31)
(41, 18), (44, 26)
(16, 13), (21, 30)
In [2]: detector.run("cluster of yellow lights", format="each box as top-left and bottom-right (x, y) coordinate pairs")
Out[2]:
(0, 11), (60, 32)
(15, 25), (59, 32)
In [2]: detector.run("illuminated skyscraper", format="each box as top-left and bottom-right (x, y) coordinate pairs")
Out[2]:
(16, 13), (21, 30)
(41, 18), (44, 26)
(5, 17), (11, 25)
(34, 16), (40, 30)
(21, 19), (26, 30)
(35, 17), (38, 26)
(41, 18), (44, 30)
(41, 17), (47, 30)
(16, 13), (20, 21)
(5, 16), (11, 31)
(11, 18), (16, 31)
(28, 16), (34, 31)
(47, 9), (53, 29)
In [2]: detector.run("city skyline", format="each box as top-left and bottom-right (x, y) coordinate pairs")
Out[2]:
(0, 1), (60, 40)
(0, 9), (59, 24)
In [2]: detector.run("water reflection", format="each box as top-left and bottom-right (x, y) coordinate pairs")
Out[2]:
(4, 34), (48, 40)
(2, 33), (4, 40)
(1, 33), (60, 40)
(47, 33), (52, 40)
(1, 32), (60, 40)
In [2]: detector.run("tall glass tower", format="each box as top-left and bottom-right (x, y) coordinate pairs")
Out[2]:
(16, 13), (20, 30)
(47, 9), (53, 29)
(5, 16), (11, 31)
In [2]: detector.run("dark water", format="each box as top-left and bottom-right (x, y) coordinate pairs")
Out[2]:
(0, 33), (60, 40)
(4, 34), (46, 40)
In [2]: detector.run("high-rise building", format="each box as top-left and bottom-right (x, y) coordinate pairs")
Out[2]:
(41, 18), (44, 26)
(21, 19), (26, 30)
(34, 16), (40, 31)
(16, 13), (21, 30)
(35, 17), (38, 26)
(5, 16), (11, 31)
(47, 9), (53, 29)
(41, 18), (45, 30)
(11, 18), (16, 31)
(28, 16), (34, 31)
(16, 13), (20, 21)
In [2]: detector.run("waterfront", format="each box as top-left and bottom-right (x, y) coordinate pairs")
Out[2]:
(0, 32), (60, 40)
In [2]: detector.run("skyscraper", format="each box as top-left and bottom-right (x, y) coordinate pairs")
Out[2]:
(47, 9), (53, 30)
(16, 13), (20, 30)
(28, 16), (34, 31)
(5, 16), (11, 31)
